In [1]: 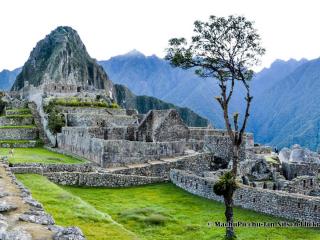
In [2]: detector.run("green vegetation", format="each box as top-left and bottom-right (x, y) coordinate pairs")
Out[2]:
(44, 97), (119, 111)
(17, 174), (137, 240)
(16, 175), (320, 240)
(6, 108), (31, 115)
(3, 114), (33, 119)
(0, 148), (86, 164)
(0, 125), (36, 129)
(46, 107), (65, 147)
(264, 156), (279, 164)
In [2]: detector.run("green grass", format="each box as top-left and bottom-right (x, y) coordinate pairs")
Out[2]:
(0, 125), (36, 129)
(17, 174), (137, 240)
(6, 108), (31, 114)
(264, 156), (279, 164)
(45, 97), (119, 110)
(16, 174), (320, 240)
(0, 147), (86, 164)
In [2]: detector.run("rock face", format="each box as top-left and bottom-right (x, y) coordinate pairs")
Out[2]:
(11, 26), (113, 93)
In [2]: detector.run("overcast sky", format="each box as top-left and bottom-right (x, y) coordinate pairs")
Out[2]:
(1, 0), (320, 71)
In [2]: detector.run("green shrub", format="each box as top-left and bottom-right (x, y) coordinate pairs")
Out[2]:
(213, 171), (238, 196)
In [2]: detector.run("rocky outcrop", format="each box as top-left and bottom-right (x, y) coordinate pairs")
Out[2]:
(11, 26), (114, 95)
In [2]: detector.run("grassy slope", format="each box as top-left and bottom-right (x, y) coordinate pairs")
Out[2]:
(17, 174), (320, 240)
(0, 148), (86, 164)
(17, 174), (137, 240)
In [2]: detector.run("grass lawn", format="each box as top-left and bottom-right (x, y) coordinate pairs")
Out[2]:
(0, 147), (86, 164)
(17, 174), (137, 240)
(17, 174), (320, 240)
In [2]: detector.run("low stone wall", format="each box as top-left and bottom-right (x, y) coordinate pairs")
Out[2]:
(0, 128), (38, 140)
(44, 172), (165, 187)
(11, 163), (94, 174)
(0, 116), (34, 126)
(170, 169), (320, 223)
(111, 152), (214, 178)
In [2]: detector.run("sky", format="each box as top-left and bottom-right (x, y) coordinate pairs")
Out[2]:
(1, 0), (320, 71)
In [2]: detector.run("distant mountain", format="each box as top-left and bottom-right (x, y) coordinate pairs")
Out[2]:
(114, 84), (208, 127)
(0, 68), (21, 90)
(251, 58), (320, 150)
(3, 47), (320, 149)
(99, 50), (225, 127)
(12, 26), (113, 92)
(100, 51), (319, 150)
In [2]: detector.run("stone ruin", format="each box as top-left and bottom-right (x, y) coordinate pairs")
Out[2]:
(1, 78), (320, 231)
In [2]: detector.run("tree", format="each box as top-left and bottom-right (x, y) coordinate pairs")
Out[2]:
(47, 107), (65, 147)
(165, 15), (265, 239)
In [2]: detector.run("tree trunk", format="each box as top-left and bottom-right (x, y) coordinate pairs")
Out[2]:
(224, 189), (235, 239)
(232, 145), (240, 176)
(54, 134), (58, 148)
(225, 144), (240, 239)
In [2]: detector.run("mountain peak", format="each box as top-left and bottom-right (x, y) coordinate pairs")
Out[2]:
(11, 26), (113, 92)
(125, 49), (145, 57)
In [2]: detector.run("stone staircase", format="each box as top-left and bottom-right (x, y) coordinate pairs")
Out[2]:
(0, 107), (40, 148)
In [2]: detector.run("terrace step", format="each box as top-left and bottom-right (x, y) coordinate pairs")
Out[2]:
(5, 108), (32, 116)
(0, 140), (41, 148)
(0, 127), (39, 140)
(0, 115), (34, 126)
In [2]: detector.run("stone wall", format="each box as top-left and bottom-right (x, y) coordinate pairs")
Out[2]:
(58, 127), (187, 167)
(10, 163), (94, 174)
(170, 169), (320, 223)
(0, 128), (38, 140)
(66, 113), (138, 127)
(204, 135), (246, 162)
(43, 83), (78, 94)
(286, 176), (319, 195)
(28, 102), (51, 145)
(0, 140), (38, 148)
(57, 106), (127, 115)
(111, 152), (214, 179)
(282, 162), (320, 180)
(0, 116), (34, 126)
(137, 109), (189, 142)
(44, 172), (165, 187)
